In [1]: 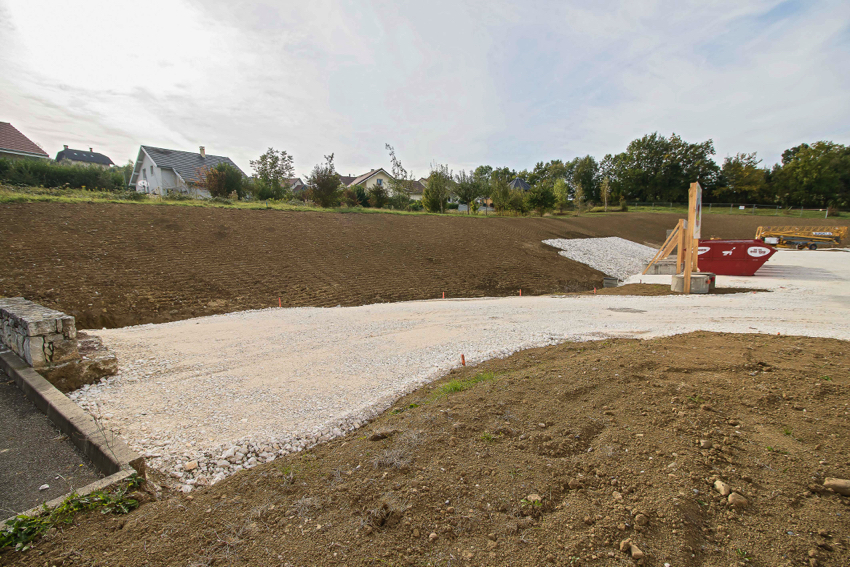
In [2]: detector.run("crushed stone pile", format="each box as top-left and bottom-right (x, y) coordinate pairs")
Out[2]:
(543, 237), (658, 280)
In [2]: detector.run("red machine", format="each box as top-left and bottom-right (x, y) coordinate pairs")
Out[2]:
(697, 239), (777, 276)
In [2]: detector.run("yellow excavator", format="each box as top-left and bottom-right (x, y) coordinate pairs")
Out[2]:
(755, 226), (848, 250)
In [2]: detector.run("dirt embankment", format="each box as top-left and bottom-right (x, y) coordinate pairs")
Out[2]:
(4, 331), (847, 567)
(0, 203), (846, 329)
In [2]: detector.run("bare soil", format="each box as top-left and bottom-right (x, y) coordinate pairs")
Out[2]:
(573, 284), (769, 296)
(4, 332), (848, 567)
(2, 204), (843, 329)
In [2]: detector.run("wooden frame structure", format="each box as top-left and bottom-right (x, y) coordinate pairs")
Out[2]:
(641, 182), (702, 293)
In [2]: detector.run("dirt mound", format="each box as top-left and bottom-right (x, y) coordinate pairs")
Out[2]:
(4, 332), (847, 566)
(0, 203), (846, 329)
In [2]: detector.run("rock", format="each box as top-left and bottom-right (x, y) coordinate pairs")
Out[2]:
(700, 404), (714, 412)
(487, 533), (497, 541)
(634, 514), (648, 526)
(568, 479), (582, 489)
(630, 544), (645, 560)
(412, 529), (420, 538)
(180, 484), (193, 493)
(714, 480), (731, 496)
(699, 439), (713, 449)
(619, 539), (632, 552)
(727, 492), (749, 508)
(526, 494), (542, 504)
(612, 491), (623, 501)
(823, 478), (850, 496)
(446, 507), (455, 514)
(429, 532), (438, 542)
(184, 461), (198, 471)
(38, 484), (49, 491)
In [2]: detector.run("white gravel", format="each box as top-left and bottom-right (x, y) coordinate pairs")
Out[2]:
(70, 249), (850, 490)
(543, 237), (658, 279)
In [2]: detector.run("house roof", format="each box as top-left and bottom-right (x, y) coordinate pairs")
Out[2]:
(56, 147), (114, 166)
(409, 179), (426, 194)
(137, 146), (245, 184)
(338, 175), (357, 186)
(509, 177), (531, 191)
(0, 122), (49, 158)
(347, 168), (393, 187)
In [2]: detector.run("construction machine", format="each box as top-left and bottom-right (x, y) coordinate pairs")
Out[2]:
(755, 226), (848, 250)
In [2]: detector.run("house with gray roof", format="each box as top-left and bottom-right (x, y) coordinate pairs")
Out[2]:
(56, 145), (114, 168)
(129, 145), (245, 197)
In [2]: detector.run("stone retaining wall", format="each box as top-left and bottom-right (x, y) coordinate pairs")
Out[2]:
(0, 297), (78, 368)
(0, 297), (116, 391)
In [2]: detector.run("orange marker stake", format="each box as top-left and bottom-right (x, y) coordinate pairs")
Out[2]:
(278, 297), (282, 307)
(519, 289), (522, 296)
(442, 291), (445, 299)
(461, 354), (466, 366)
(594, 287), (597, 294)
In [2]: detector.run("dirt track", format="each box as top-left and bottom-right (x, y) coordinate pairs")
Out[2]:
(0, 203), (846, 329)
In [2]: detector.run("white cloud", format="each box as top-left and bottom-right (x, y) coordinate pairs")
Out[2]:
(0, 0), (847, 177)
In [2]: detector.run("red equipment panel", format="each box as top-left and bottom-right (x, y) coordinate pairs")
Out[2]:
(697, 239), (776, 276)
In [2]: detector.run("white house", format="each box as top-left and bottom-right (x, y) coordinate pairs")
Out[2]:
(129, 145), (245, 197)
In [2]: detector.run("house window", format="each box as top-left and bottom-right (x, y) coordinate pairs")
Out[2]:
(150, 165), (153, 175)
(376, 179), (383, 186)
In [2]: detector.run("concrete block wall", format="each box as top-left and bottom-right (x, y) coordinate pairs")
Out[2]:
(0, 297), (78, 368)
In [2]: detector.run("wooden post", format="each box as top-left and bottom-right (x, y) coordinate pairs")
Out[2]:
(676, 219), (686, 274)
(683, 182), (702, 294)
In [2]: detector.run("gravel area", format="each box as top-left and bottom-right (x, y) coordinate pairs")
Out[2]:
(543, 237), (658, 279)
(69, 250), (850, 491)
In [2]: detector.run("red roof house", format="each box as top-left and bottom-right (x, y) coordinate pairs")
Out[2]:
(0, 122), (49, 160)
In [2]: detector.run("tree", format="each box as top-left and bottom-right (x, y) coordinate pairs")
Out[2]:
(526, 183), (555, 216)
(553, 178), (569, 213)
(454, 170), (485, 214)
(197, 166), (227, 198)
(490, 176), (511, 213)
(386, 143), (413, 209)
(770, 142), (850, 208)
(422, 163), (452, 213)
(714, 153), (768, 203)
(307, 153), (341, 208)
(367, 184), (389, 208)
(571, 155), (600, 202)
(601, 176), (611, 212)
(250, 148), (294, 200)
(574, 182), (585, 212)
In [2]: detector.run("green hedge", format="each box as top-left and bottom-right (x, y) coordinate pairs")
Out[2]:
(0, 158), (126, 191)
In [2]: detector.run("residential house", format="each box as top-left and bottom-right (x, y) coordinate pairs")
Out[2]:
(509, 177), (531, 191)
(0, 122), (49, 161)
(342, 168), (393, 190)
(129, 145), (245, 197)
(55, 145), (114, 168)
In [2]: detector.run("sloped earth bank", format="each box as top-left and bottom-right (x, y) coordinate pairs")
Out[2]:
(3, 332), (849, 567)
(2, 202), (847, 330)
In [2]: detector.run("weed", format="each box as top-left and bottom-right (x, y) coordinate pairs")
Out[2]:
(0, 474), (143, 551)
(390, 403), (420, 415)
(783, 427), (792, 437)
(821, 375), (832, 381)
(480, 432), (498, 442)
(735, 548), (752, 562)
(687, 394), (705, 404)
(432, 371), (496, 399)
(766, 446), (789, 455)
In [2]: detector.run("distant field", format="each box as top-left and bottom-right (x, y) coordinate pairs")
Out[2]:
(1, 202), (847, 329)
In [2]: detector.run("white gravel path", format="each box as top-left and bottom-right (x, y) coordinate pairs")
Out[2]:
(71, 249), (850, 490)
(543, 237), (658, 279)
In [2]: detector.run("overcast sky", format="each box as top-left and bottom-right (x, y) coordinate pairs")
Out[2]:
(1, 0), (848, 178)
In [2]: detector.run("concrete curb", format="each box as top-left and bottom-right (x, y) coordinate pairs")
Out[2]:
(4, 469), (137, 524)
(0, 349), (145, 516)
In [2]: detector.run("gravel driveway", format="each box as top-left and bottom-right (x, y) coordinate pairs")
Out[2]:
(71, 249), (850, 490)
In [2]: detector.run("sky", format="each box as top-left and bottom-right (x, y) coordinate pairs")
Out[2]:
(1, 0), (848, 179)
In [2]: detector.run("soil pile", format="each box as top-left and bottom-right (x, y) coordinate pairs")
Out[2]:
(4, 331), (848, 566)
(2, 203), (845, 329)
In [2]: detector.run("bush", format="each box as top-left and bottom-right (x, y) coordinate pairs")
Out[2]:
(209, 196), (232, 205)
(408, 200), (423, 211)
(0, 158), (126, 190)
(368, 184), (389, 208)
(447, 202), (459, 210)
(619, 198), (628, 212)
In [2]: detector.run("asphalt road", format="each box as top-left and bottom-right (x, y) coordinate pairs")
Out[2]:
(0, 358), (101, 516)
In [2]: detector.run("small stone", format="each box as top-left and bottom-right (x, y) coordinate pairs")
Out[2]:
(630, 544), (645, 560)
(727, 492), (749, 508)
(700, 404), (713, 412)
(823, 478), (850, 496)
(634, 514), (648, 526)
(429, 532), (438, 542)
(446, 507), (455, 514)
(412, 529), (420, 538)
(526, 493), (542, 504)
(699, 439), (713, 449)
(38, 484), (49, 491)
(619, 538), (632, 552)
(714, 480), (731, 496)
(487, 533), (497, 541)
(184, 461), (198, 471)
(612, 491), (623, 501)
(569, 479), (582, 490)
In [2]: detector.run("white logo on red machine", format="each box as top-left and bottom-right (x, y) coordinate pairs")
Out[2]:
(747, 246), (771, 257)
(697, 246), (710, 255)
